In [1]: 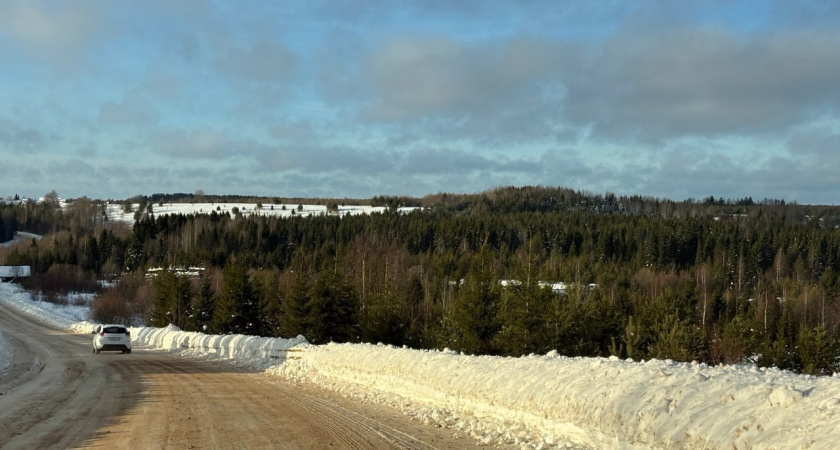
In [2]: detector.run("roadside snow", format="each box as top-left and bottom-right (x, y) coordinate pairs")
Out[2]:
(0, 283), (90, 327)
(2, 282), (840, 449)
(0, 329), (10, 377)
(269, 344), (840, 449)
(68, 321), (308, 368)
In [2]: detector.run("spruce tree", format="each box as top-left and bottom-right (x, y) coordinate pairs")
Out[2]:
(445, 251), (502, 355)
(308, 270), (360, 344)
(151, 269), (192, 328)
(191, 275), (216, 332)
(212, 258), (260, 334)
(279, 270), (312, 338)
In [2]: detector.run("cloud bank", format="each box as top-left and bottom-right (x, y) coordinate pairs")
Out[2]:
(0, 0), (838, 204)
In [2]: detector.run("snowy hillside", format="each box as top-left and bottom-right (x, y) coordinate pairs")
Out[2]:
(102, 202), (418, 224)
(2, 282), (839, 449)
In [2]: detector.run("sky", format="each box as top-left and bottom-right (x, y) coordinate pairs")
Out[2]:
(1, 0), (839, 204)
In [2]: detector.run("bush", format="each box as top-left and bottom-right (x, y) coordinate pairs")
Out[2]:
(709, 316), (758, 365)
(798, 325), (840, 375)
(22, 264), (100, 304)
(91, 288), (132, 324)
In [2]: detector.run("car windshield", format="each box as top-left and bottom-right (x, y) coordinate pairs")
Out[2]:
(103, 326), (126, 334)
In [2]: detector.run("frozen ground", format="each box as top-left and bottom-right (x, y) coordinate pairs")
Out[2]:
(1, 282), (839, 449)
(0, 329), (10, 377)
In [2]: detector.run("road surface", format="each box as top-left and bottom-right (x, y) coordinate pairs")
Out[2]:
(0, 300), (483, 449)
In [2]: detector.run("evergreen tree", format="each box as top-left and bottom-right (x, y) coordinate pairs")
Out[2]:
(151, 269), (193, 328)
(212, 258), (260, 334)
(82, 236), (100, 273)
(190, 275), (216, 332)
(308, 270), (360, 344)
(797, 325), (839, 375)
(279, 270), (313, 338)
(363, 278), (408, 345)
(444, 251), (502, 355)
(495, 235), (551, 356)
(257, 273), (283, 337)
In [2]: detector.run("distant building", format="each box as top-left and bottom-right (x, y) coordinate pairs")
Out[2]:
(0, 265), (31, 282)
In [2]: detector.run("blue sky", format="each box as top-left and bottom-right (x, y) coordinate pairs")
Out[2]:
(1, 0), (839, 204)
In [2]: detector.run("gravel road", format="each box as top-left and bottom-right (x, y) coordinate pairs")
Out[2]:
(0, 301), (481, 449)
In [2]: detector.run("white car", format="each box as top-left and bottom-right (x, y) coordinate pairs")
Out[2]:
(92, 324), (132, 354)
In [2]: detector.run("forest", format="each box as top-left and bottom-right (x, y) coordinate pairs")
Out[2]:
(2, 186), (840, 375)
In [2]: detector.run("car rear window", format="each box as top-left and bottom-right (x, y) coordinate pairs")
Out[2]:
(104, 326), (126, 334)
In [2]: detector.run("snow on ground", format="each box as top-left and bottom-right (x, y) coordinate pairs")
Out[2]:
(0, 328), (10, 377)
(0, 231), (41, 248)
(0, 283), (90, 328)
(103, 202), (418, 224)
(2, 282), (840, 449)
(270, 345), (840, 449)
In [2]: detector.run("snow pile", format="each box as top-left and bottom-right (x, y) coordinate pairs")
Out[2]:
(129, 324), (308, 367)
(268, 344), (840, 449)
(66, 320), (309, 368)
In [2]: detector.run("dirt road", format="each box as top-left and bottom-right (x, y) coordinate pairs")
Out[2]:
(0, 301), (481, 449)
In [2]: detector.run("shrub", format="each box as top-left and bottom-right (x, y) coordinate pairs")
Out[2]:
(91, 288), (132, 324)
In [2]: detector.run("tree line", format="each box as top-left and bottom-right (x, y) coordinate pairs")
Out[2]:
(2, 186), (840, 374)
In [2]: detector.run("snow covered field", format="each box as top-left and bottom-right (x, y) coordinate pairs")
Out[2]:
(103, 202), (418, 224)
(1, 281), (839, 449)
(0, 231), (41, 248)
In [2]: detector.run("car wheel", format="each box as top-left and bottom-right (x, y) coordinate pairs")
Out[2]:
(126, 349), (131, 354)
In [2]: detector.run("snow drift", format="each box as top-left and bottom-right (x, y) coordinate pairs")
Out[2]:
(269, 343), (840, 448)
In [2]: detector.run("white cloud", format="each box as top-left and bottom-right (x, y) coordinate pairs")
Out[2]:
(99, 100), (159, 127)
(0, 1), (108, 70)
(214, 39), (296, 82)
(147, 128), (245, 160)
(562, 27), (840, 142)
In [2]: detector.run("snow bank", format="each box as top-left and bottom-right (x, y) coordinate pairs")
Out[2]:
(268, 344), (840, 449)
(129, 324), (308, 367)
(0, 282), (90, 327)
(66, 321), (309, 368)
